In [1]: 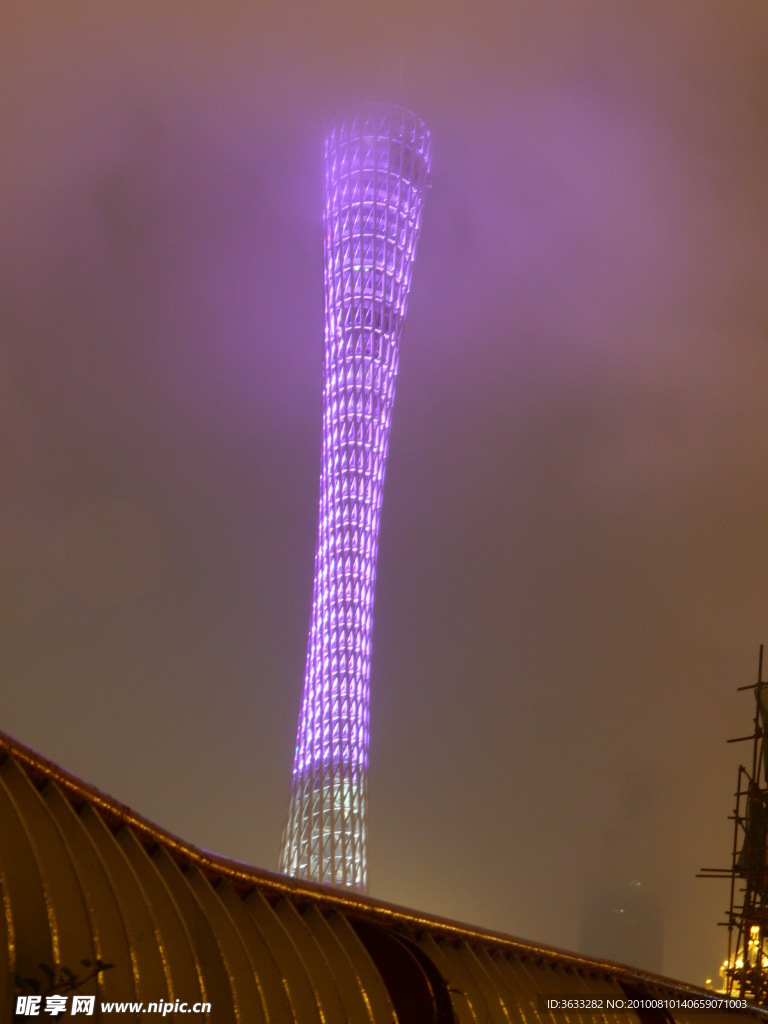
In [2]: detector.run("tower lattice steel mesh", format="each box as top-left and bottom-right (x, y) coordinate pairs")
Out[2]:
(280, 104), (431, 890)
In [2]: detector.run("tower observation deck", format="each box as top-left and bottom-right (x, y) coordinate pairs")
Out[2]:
(280, 104), (431, 891)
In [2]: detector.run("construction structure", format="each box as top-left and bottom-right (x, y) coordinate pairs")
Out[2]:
(4, 729), (759, 1023)
(279, 104), (431, 891)
(700, 646), (768, 1005)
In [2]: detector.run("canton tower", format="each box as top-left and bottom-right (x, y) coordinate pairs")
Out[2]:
(280, 104), (431, 891)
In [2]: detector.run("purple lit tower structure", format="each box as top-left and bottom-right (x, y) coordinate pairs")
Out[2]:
(280, 105), (431, 891)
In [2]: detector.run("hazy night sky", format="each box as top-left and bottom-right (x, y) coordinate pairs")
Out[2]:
(3, 1), (768, 986)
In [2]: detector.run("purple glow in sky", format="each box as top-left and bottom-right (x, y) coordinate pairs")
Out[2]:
(280, 106), (431, 890)
(2, 0), (768, 987)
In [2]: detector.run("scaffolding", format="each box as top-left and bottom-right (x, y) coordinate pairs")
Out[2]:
(699, 646), (768, 1005)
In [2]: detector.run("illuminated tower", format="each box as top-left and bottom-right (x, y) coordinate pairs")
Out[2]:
(280, 104), (431, 890)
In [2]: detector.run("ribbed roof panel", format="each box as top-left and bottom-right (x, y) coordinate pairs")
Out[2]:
(1, 731), (764, 1023)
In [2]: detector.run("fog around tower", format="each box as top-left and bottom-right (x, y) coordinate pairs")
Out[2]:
(2, 0), (768, 985)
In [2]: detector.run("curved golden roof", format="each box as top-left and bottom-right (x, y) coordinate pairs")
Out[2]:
(0, 730), (760, 1022)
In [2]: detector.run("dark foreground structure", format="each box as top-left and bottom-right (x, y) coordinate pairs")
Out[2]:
(1, 730), (763, 1023)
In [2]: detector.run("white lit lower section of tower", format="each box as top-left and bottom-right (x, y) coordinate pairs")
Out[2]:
(279, 104), (431, 890)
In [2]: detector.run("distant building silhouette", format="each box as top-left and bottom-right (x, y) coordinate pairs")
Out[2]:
(580, 877), (664, 975)
(1, 730), (736, 1022)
